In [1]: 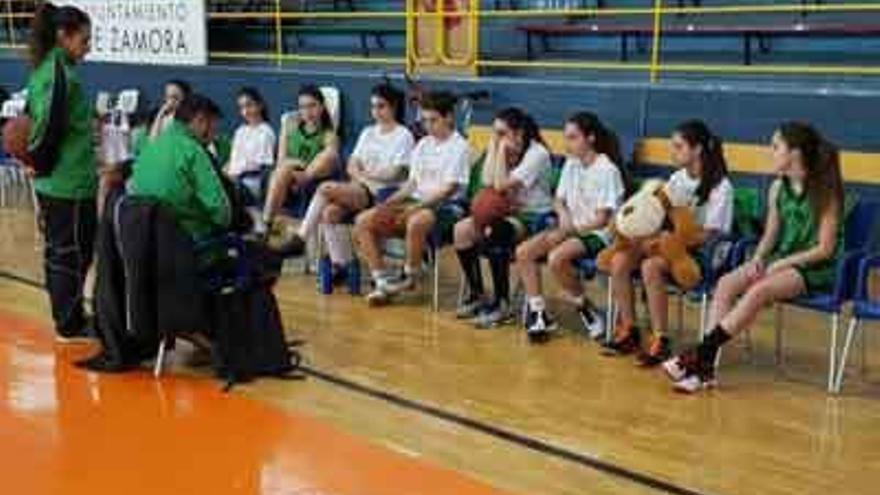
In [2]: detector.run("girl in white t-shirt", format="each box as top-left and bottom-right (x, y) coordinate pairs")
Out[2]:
(287, 84), (414, 274)
(515, 112), (627, 342)
(606, 120), (734, 366)
(355, 91), (471, 305)
(454, 107), (554, 328)
(226, 87), (276, 199)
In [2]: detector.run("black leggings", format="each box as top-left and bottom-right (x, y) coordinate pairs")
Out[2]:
(37, 194), (97, 336)
(457, 218), (518, 306)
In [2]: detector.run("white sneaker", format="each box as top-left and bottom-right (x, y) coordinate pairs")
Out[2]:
(383, 273), (417, 295)
(662, 356), (688, 382)
(577, 306), (605, 340)
(366, 287), (390, 306)
(672, 373), (718, 394)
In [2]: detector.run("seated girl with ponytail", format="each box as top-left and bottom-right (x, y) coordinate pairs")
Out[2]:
(515, 112), (627, 343)
(663, 122), (844, 393)
(605, 120), (733, 366)
(454, 107), (554, 328)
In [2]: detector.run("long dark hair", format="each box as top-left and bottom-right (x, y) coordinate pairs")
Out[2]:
(566, 111), (631, 194)
(371, 83), (405, 124)
(674, 120), (728, 206)
(237, 86), (269, 123)
(166, 79), (193, 99)
(777, 121), (844, 221)
(298, 84), (333, 131)
(495, 106), (544, 166)
(29, 2), (90, 67)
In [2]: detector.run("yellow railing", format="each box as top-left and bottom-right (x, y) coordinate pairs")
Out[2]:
(2, 2), (880, 79)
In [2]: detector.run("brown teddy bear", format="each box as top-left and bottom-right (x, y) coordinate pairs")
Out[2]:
(597, 180), (703, 290)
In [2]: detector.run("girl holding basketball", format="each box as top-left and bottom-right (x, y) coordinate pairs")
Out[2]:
(605, 120), (733, 366)
(515, 112), (627, 342)
(354, 91), (471, 306)
(663, 122), (844, 393)
(283, 83), (414, 279)
(259, 85), (340, 254)
(25, 3), (98, 342)
(454, 107), (554, 328)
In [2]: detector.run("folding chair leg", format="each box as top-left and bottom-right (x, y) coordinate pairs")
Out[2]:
(604, 276), (614, 343)
(153, 336), (170, 378)
(699, 292), (708, 339)
(827, 313), (840, 393)
(835, 317), (860, 393)
(432, 250), (440, 312)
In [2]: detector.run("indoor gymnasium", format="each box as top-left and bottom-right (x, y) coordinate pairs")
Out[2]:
(2, 1), (880, 494)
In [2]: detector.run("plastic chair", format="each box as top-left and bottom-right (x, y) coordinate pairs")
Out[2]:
(834, 253), (880, 393)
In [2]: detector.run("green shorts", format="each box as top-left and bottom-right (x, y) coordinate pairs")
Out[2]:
(576, 233), (607, 257)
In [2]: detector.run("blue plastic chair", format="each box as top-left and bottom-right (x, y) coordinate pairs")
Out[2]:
(835, 253), (880, 393)
(735, 198), (880, 392)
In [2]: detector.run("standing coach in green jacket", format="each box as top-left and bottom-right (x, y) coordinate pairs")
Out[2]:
(25, 3), (97, 342)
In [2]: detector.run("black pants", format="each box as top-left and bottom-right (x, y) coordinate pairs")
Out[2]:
(37, 194), (97, 337)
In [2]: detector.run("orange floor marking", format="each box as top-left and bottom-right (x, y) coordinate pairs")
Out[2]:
(0, 311), (515, 495)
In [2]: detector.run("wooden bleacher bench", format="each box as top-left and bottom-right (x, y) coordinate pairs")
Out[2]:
(282, 22), (405, 57)
(517, 21), (880, 65)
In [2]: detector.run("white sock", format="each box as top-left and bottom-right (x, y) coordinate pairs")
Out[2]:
(528, 296), (545, 312)
(297, 191), (327, 239)
(324, 224), (353, 265)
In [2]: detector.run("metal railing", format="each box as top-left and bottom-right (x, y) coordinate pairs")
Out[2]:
(2, 1), (880, 80)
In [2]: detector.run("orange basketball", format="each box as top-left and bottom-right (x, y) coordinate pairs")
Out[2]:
(371, 204), (403, 237)
(471, 188), (512, 229)
(2, 116), (33, 167)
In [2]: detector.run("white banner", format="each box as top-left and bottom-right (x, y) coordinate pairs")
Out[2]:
(59, 1), (207, 66)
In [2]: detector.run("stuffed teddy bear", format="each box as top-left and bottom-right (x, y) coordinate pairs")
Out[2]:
(597, 179), (704, 290)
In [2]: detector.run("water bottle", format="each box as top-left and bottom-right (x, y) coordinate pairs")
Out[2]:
(318, 255), (333, 295)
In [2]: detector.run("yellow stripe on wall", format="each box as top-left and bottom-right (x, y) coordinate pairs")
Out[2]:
(468, 126), (880, 185)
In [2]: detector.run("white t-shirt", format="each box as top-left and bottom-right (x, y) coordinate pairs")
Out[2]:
(556, 153), (625, 243)
(509, 142), (554, 214)
(665, 169), (734, 233)
(227, 122), (276, 177)
(351, 124), (415, 193)
(409, 132), (471, 202)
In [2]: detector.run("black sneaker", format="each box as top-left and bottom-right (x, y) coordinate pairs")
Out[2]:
(55, 325), (96, 345)
(601, 323), (641, 356)
(636, 335), (672, 368)
(526, 309), (557, 344)
(456, 296), (486, 320)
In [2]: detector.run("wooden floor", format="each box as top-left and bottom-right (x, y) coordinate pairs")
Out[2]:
(1, 205), (879, 495)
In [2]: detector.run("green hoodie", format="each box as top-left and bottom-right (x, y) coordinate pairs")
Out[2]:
(128, 120), (231, 240)
(26, 47), (97, 199)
